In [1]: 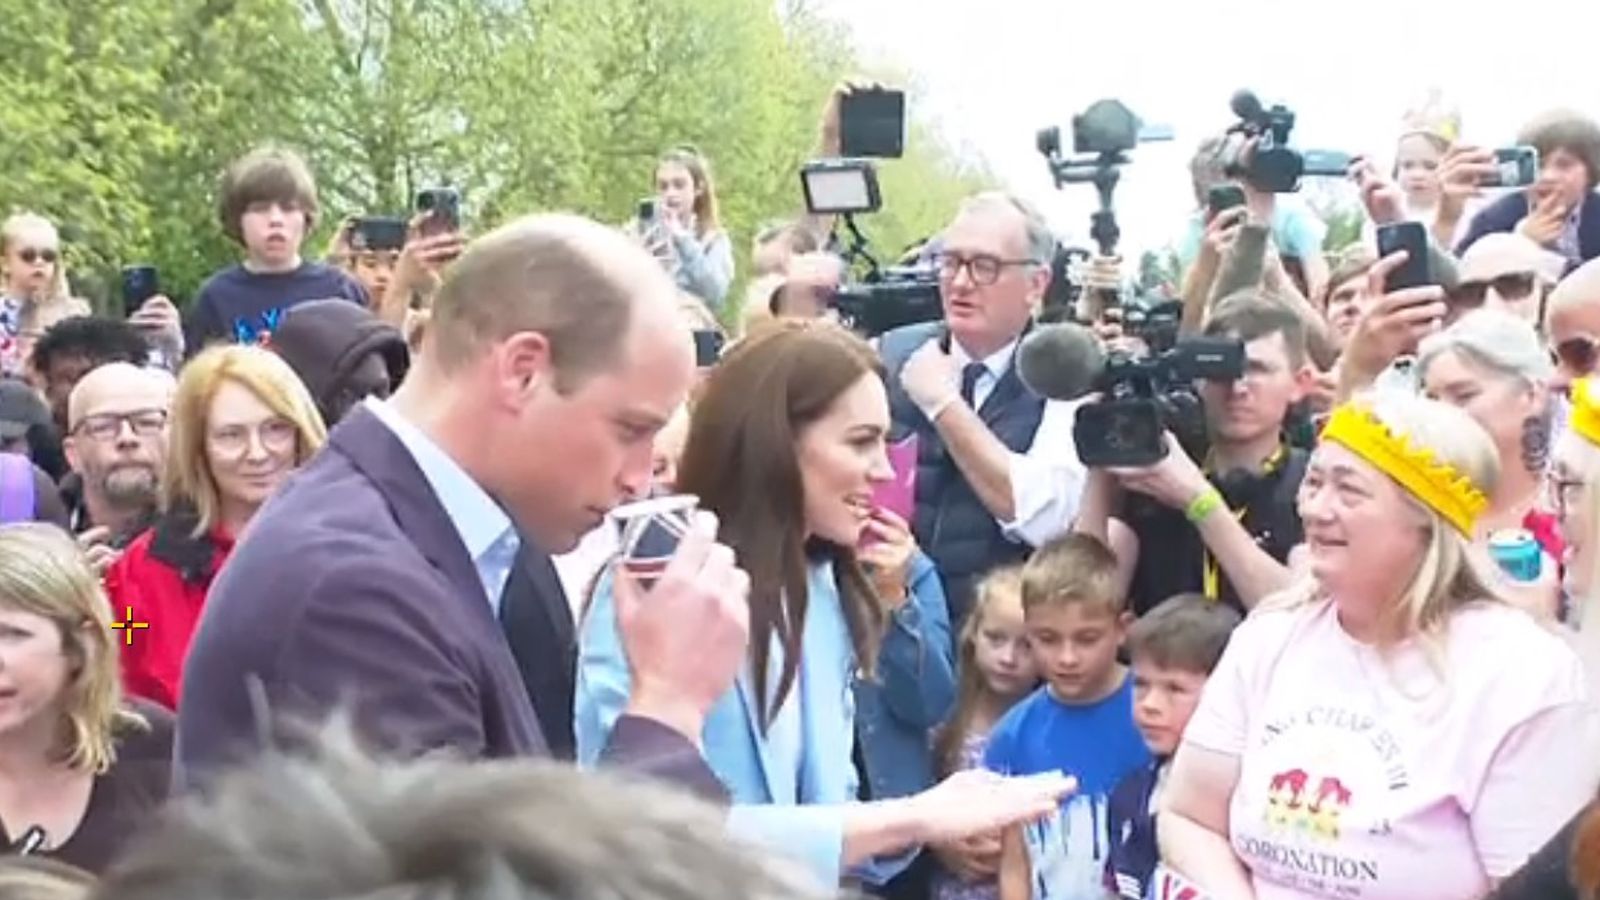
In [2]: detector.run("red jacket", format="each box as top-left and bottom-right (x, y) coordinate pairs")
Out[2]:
(105, 512), (234, 710)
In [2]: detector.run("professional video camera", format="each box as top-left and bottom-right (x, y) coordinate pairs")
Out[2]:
(1216, 90), (1353, 194)
(1015, 311), (1244, 468)
(800, 158), (940, 337)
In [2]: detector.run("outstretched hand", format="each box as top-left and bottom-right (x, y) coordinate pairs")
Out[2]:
(906, 769), (1076, 846)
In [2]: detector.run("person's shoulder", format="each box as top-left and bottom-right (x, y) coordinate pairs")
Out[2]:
(1447, 603), (1584, 686)
(196, 264), (247, 293)
(878, 321), (942, 360)
(116, 699), (176, 760)
(989, 685), (1049, 739)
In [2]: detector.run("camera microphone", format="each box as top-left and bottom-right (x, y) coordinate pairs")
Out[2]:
(1230, 90), (1264, 122)
(1016, 323), (1105, 402)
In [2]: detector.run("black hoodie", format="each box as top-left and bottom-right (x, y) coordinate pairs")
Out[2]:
(266, 298), (409, 425)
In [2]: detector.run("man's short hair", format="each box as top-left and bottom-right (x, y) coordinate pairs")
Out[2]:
(1020, 533), (1122, 616)
(1518, 109), (1600, 190)
(1206, 292), (1311, 368)
(29, 316), (148, 377)
(956, 191), (1056, 266)
(426, 214), (667, 390)
(1323, 246), (1377, 307)
(1127, 593), (1241, 675)
(0, 857), (94, 900)
(91, 721), (837, 900)
(217, 145), (321, 244)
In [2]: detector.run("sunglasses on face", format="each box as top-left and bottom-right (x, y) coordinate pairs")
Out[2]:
(17, 247), (58, 265)
(1451, 272), (1536, 308)
(1553, 335), (1600, 374)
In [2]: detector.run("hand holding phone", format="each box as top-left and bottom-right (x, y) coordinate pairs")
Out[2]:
(1374, 222), (1432, 293)
(415, 187), (461, 237)
(120, 265), (160, 318)
(1206, 184), (1246, 220)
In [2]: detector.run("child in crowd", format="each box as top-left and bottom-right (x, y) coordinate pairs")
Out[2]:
(1103, 593), (1241, 900)
(930, 564), (1040, 900)
(988, 534), (1149, 900)
(187, 146), (367, 353)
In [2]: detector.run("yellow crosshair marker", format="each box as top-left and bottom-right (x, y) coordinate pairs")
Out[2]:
(110, 606), (149, 646)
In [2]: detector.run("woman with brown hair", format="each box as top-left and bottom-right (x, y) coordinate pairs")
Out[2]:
(576, 322), (1070, 889)
(0, 524), (172, 873)
(636, 146), (735, 310)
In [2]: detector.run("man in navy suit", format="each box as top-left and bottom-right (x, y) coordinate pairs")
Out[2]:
(176, 214), (750, 794)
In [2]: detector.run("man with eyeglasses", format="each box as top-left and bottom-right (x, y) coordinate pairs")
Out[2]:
(1454, 233), (1563, 330)
(879, 192), (1085, 628)
(61, 363), (175, 559)
(1547, 258), (1600, 391)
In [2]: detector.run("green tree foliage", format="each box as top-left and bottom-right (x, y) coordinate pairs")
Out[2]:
(0, 0), (986, 320)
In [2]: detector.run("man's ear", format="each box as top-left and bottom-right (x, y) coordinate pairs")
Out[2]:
(494, 331), (554, 409)
(1289, 363), (1318, 403)
(63, 435), (81, 473)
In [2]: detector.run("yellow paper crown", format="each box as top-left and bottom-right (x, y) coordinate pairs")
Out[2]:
(1400, 89), (1461, 145)
(1320, 403), (1488, 535)
(1570, 378), (1600, 448)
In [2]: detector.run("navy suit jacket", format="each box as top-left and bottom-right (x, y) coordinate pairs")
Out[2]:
(1456, 190), (1600, 271)
(175, 407), (720, 797)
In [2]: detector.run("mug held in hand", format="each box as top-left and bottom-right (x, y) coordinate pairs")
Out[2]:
(613, 494), (700, 588)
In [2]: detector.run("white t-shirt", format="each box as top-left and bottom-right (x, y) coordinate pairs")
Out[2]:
(1185, 597), (1598, 900)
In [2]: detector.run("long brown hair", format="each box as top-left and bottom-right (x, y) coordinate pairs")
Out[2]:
(675, 320), (885, 731)
(657, 146), (721, 239)
(932, 565), (1027, 776)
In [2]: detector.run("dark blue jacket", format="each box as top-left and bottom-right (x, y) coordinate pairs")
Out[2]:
(1104, 758), (1164, 899)
(854, 552), (956, 802)
(879, 322), (1044, 627)
(1456, 190), (1600, 272)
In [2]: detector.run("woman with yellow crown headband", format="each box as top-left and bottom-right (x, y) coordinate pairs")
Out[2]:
(1159, 392), (1596, 900)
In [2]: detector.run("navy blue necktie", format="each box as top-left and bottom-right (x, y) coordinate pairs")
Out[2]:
(961, 362), (987, 409)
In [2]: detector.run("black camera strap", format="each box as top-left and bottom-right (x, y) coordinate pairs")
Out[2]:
(1199, 443), (1288, 601)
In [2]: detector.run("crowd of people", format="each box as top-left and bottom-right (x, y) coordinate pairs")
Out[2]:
(1, 88), (1600, 900)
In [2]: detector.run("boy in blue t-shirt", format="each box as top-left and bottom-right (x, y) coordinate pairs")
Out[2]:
(186, 146), (368, 355)
(1102, 593), (1240, 900)
(987, 534), (1149, 900)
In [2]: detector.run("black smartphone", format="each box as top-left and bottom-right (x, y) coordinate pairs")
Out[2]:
(1375, 222), (1432, 293)
(120, 265), (160, 318)
(415, 187), (460, 234)
(1483, 146), (1539, 188)
(840, 88), (906, 159)
(693, 329), (725, 368)
(351, 216), (407, 252)
(637, 198), (657, 225)
(1206, 184), (1246, 219)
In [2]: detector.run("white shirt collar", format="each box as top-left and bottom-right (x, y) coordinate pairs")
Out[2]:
(949, 335), (1020, 381)
(362, 397), (517, 573)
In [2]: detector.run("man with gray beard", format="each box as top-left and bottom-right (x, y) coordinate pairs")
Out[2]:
(62, 363), (174, 568)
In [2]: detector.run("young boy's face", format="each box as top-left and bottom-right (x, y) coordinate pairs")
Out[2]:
(241, 199), (307, 268)
(1024, 602), (1129, 703)
(1130, 658), (1210, 756)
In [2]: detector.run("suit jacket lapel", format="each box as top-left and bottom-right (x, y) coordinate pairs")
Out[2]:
(735, 646), (789, 804)
(330, 407), (484, 623)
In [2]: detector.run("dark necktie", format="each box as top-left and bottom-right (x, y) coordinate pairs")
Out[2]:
(960, 362), (988, 409)
(498, 546), (578, 760)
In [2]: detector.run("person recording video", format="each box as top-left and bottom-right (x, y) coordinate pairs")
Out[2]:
(880, 192), (1087, 628)
(1075, 295), (1314, 614)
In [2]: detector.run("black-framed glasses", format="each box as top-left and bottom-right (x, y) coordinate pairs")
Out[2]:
(1553, 335), (1600, 374)
(934, 253), (1037, 287)
(17, 247), (58, 265)
(1452, 272), (1537, 308)
(72, 409), (168, 442)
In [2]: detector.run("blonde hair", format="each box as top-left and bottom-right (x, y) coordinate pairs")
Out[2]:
(0, 524), (145, 774)
(933, 564), (1029, 776)
(1, 212), (70, 303)
(1275, 392), (1504, 646)
(1020, 533), (1123, 615)
(165, 345), (327, 536)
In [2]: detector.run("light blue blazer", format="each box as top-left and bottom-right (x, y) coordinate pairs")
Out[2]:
(577, 558), (897, 886)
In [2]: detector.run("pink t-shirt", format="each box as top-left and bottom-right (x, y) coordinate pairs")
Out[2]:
(1185, 598), (1597, 900)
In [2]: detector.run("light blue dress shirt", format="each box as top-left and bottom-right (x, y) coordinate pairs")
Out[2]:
(363, 397), (520, 613)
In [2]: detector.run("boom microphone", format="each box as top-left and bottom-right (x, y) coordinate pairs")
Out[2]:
(1016, 323), (1105, 402)
(1230, 90), (1264, 123)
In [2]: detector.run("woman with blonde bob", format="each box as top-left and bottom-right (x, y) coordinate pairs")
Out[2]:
(1159, 392), (1596, 899)
(0, 524), (173, 873)
(107, 345), (326, 709)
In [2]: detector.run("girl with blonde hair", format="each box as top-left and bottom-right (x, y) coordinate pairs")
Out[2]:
(1161, 392), (1596, 899)
(0, 524), (173, 873)
(106, 345), (326, 709)
(0, 213), (88, 378)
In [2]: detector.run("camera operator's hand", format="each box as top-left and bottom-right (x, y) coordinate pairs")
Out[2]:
(1336, 251), (1447, 398)
(1349, 156), (1405, 227)
(1199, 207), (1247, 265)
(1078, 254), (1122, 293)
(901, 339), (963, 422)
(1517, 187), (1569, 248)
(1107, 432), (1210, 512)
(1090, 316), (1149, 359)
(819, 79), (885, 156)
